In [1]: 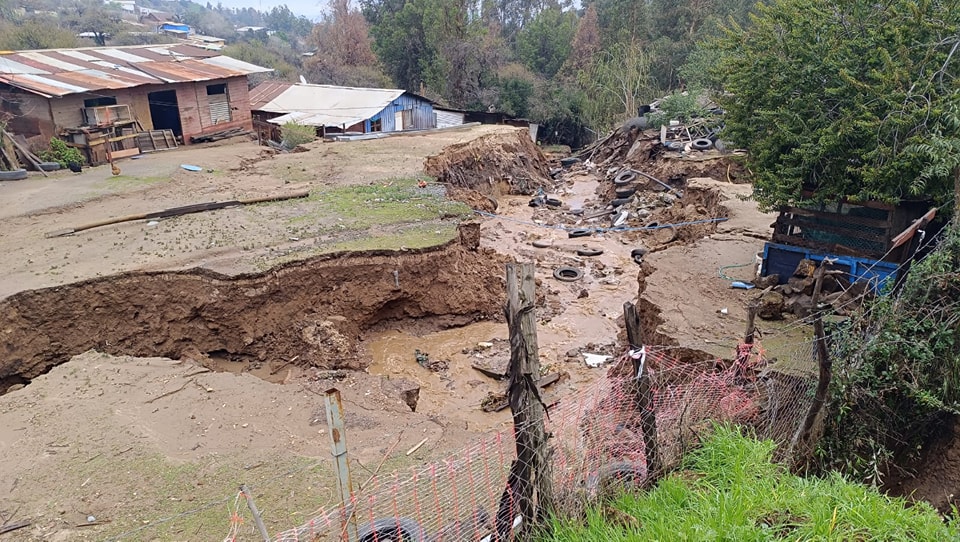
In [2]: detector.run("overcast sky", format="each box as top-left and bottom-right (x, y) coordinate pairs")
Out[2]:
(212, 0), (327, 21)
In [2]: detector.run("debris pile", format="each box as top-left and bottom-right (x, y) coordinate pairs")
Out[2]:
(754, 259), (867, 321)
(424, 129), (553, 196)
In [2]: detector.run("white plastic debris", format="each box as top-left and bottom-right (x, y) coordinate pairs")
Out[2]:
(719, 307), (729, 315)
(583, 353), (613, 368)
(87, 515), (96, 523)
(146, 220), (159, 226)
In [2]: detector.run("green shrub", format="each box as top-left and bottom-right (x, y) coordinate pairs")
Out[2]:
(280, 122), (316, 149)
(39, 137), (85, 168)
(545, 425), (958, 541)
(819, 224), (960, 483)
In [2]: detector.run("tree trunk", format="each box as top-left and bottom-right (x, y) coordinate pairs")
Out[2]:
(954, 165), (959, 224)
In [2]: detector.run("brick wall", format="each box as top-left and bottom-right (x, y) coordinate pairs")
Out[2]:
(44, 76), (254, 145)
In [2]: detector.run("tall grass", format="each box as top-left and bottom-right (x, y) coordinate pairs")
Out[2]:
(545, 425), (958, 541)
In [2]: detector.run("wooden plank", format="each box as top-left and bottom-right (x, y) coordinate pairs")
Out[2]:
(623, 302), (661, 481)
(5, 129), (48, 177)
(890, 207), (938, 249)
(111, 148), (140, 159)
(106, 133), (140, 143)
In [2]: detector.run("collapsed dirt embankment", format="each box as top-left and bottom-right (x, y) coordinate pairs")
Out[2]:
(424, 129), (552, 196)
(0, 223), (508, 392)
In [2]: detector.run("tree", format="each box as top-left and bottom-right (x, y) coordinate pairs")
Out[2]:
(578, 40), (659, 133)
(515, 7), (576, 78)
(306, 0), (391, 87)
(64, 0), (123, 46)
(558, 3), (599, 79)
(707, 0), (960, 212)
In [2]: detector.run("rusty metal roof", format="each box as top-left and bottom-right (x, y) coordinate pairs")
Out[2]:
(0, 44), (271, 98)
(248, 80), (292, 110)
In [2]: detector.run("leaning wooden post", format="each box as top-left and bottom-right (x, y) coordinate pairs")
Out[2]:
(499, 262), (552, 538)
(623, 302), (661, 480)
(239, 484), (271, 542)
(789, 264), (833, 471)
(324, 388), (358, 542)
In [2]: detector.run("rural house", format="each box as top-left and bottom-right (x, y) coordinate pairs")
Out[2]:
(0, 44), (271, 163)
(249, 81), (435, 142)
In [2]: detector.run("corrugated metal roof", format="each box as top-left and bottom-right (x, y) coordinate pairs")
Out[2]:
(250, 82), (407, 128)
(248, 80), (292, 110)
(0, 44), (271, 98)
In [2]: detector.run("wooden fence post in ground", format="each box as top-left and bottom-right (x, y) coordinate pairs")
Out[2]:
(736, 301), (759, 377)
(623, 302), (661, 481)
(496, 262), (552, 540)
(789, 264), (838, 471)
(324, 388), (358, 542)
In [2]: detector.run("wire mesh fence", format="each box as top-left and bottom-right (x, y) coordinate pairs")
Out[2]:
(252, 340), (815, 542)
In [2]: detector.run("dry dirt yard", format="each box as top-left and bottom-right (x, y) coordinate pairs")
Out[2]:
(0, 125), (779, 540)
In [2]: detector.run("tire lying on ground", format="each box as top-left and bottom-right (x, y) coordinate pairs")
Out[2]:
(358, 517), (427, 542)
(613, 170), (638, 185)
(0, 168), (28, 181)
(568, 228), (592, 238)
(576, 247), (604, 257)
(691, 138), (713, 151)
(610, 197), (632, 207)
(531, 239), (553, 248)
(553, 266), (583, 282)
(615, 187), (637, 198)
(38, 162), (61, 172)
(544, 197), (563, 207)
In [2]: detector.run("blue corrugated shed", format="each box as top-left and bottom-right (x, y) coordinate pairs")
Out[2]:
(368, 93), (435, 132)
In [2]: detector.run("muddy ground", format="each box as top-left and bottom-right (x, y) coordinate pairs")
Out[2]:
(0, 125), (808, 540)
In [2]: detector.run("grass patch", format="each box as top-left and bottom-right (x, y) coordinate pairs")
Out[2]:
(545, 425), (957, 542)
(291, 178), (471, 229)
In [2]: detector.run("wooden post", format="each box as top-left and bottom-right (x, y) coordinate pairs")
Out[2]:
(623, 302), (661, 480)
(789, 264), (834, 470)
(736, 301), (759, 377)
(324, 388), (358, 542)
(239, 484), (270, 542)
(496, 262), (552, 539)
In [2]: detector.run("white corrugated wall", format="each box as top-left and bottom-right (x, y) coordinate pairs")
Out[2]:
(435, 109), (464, 128)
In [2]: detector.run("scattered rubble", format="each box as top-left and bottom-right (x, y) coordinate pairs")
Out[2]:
(755, 258), (870, 320)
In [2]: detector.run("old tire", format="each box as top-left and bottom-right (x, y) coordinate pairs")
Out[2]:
(610, 197), (632, 207)
(0, 168), (28, 181)
(576, 247), (604, 257)
(553, 266), (583, 282)
(560, 157), (581, 167)
(38, 162), (61, 172)
(545, 197), (563, 207)
(692, 138), (713, 151)
(531, 239), (553, 248)
(568, 228), (592, 238)
(653, 225), (677, 244)
(358, 517), (427, 542)
(613, 171), (637, 185)
(615, 187), (637, 198)
(631, 248), (649, 258)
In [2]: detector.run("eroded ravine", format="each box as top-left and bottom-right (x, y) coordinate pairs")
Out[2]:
(0, 224), (509, 393)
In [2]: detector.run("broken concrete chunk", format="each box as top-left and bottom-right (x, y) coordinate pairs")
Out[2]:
(787, 276), (815, 296)
(785, 294), (814, 318)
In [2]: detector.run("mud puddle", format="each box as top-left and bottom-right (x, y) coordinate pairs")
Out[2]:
(365, 322), (512, 432)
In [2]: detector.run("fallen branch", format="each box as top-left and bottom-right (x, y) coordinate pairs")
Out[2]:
(406, 438), (428, 456)
(145, 379), (193, 404)
(0, 520), (30, 534)
(45, 190), (310, 238)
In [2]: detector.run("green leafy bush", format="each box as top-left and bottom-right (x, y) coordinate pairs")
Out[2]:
(280, 122), (316, 149)
(819, 224), (960, 483)
(546, 425), (957, 541)
(39, 137), (85, 168)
